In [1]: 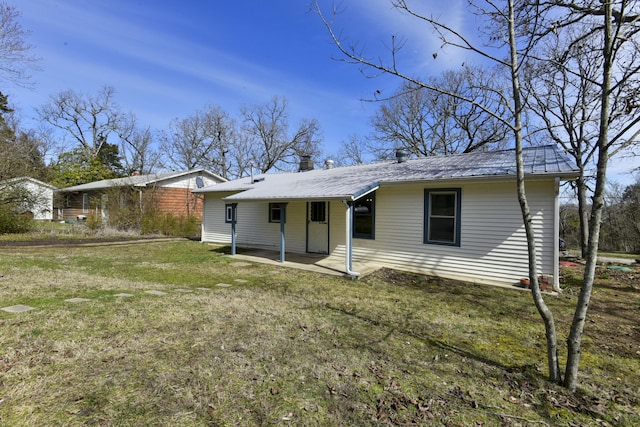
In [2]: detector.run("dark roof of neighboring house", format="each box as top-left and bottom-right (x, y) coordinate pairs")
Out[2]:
(194, 145), (579, 202)
(58, 169), (226, 193)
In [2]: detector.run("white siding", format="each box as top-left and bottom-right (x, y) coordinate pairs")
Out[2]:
(158, 175), (220, 189)
(344, 179), (557, 286)
(201, 196), (308, 253)
(201, 178), (559, 287)
(201, 192), (234, 243)
(12, 180), (55, 220)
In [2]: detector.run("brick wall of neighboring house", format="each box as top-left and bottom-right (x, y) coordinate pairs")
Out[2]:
(149, 187), (204, 219)
(56, 187), (204, 221)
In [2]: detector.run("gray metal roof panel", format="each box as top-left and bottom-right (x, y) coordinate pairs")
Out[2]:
(197, 145), (578, 201)
(59, 169), (223, 192)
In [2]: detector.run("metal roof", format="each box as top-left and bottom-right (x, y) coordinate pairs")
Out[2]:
(58, 169), (225, 192)
(194, 145), (579, 202)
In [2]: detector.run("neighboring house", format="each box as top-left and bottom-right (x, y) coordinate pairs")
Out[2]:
(194, 145), (579, 288)
(0, 177), (57, 220)
(56, 169), (226, 221)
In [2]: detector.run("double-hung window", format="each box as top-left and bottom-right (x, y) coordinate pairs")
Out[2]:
(424, 189), (461, 246)
(82, 193), (89, 213)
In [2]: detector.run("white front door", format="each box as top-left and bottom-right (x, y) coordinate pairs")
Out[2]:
(307, 201), (329, 254)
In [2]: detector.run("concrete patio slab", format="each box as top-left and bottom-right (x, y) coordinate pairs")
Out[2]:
(2, 304), (35, 313)
(230, 249), (382, 277)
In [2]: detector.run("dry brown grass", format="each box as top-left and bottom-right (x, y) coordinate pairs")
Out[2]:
(0, 238), (638, 426)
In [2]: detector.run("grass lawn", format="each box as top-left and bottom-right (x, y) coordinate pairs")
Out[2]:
(0, 238), (638, 426)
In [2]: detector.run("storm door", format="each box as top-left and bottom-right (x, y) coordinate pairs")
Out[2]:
(307, 201), (329, 254)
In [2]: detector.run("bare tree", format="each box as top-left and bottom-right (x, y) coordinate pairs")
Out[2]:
(542, 0), (640, 392)
(226, 131), (253, 179)
(0, 2), (40, 88)
(371, 67), (510, 159)
(117, 113), (161, 175)
(332, 134), (367, 166)
(528, 9), (640, 258)
(0, 93), (47, 180)
(37, 86), (122, 160)
(160, 104), (237, 178)
(240, 96), (323, 173)
(619, 179), (640, 251)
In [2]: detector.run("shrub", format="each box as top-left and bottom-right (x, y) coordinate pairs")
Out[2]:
(140, 211), (200, 237)
(85, 212), (103, 231)
(0, 206), (34, 233)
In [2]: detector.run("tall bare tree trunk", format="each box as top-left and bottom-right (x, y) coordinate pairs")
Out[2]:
(507, 0), (562, 383)
(564, 0), (614, 392)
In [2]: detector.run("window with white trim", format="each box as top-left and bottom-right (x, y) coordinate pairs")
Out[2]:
(225, 204), (235, 223)
(82, 193), (89, 213)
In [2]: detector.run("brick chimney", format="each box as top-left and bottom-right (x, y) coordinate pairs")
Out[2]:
(298, 155), (314, 172)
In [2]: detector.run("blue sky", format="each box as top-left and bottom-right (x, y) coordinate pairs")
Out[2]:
(5, 0), (638, 185)
(7, 0), (464, 158)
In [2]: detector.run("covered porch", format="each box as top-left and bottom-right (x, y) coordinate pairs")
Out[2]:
(226, 247), (383, 278)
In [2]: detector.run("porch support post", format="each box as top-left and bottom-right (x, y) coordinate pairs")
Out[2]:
(230, 203), (238, 256)
(279, 203), (288, 263)
(342, 200), (360, 277)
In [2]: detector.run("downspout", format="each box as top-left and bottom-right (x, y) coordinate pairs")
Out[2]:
(341, 200), (361, 277)
(553, 177), (561, 293)
(279, 203), (287, 263)
(230, 203), (237, 256)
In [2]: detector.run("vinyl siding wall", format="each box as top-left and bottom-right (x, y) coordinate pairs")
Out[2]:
(201, 194), (308, 253)
(342, 179), (556, 286)
(201, 178), (559, 287)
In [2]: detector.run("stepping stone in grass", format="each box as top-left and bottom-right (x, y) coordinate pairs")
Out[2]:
(216, 283), (233, 287)
(65, 298), (91, 303)
(145, 290), (167, 296)
(196, 287), (211, 291)
(114, 293), (134, 297)
(175, 289), (193, 293)
(234, 279), (248, 283)
(2, 304), (35, 313)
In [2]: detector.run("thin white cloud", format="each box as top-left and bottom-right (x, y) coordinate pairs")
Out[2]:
(321, 0), (472, 75)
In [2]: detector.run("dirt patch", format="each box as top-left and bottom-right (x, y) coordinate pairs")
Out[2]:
(0, 236), (181, 248)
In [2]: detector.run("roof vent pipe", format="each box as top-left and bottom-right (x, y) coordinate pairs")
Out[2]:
(325, 159), (334, 169)
(396, 149), (408, 163)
